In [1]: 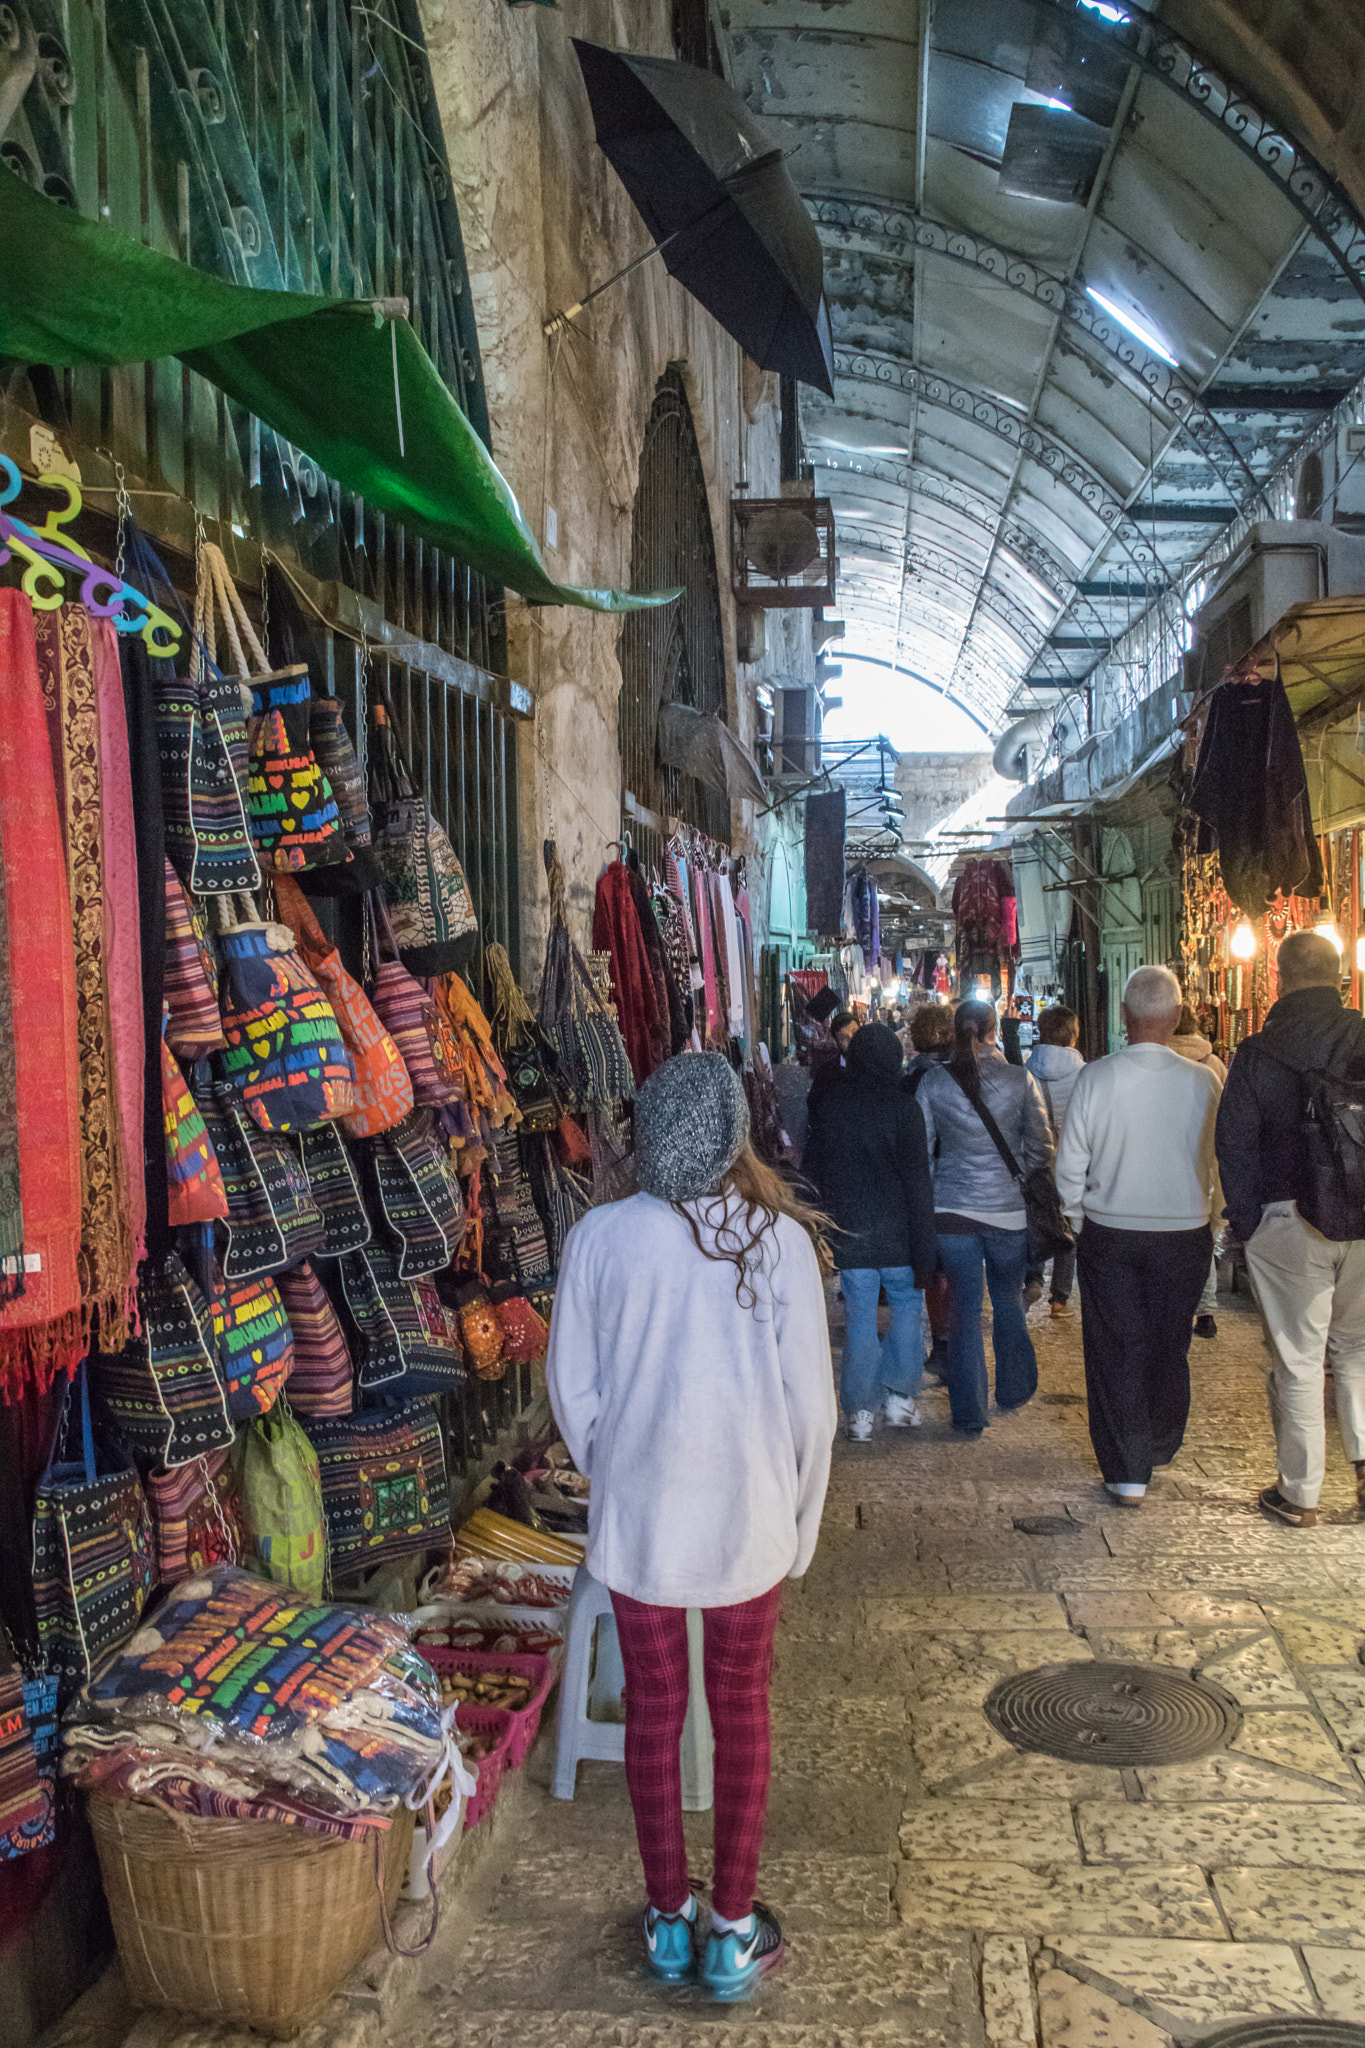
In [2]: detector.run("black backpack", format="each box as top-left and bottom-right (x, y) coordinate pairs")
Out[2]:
(1263, 1039), (1365, 1242)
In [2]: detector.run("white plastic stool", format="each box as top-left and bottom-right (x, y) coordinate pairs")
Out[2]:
(551, 1565), (713, 1808)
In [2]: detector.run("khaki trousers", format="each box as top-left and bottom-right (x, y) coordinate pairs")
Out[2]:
(1243, 1201), (1365, 1507)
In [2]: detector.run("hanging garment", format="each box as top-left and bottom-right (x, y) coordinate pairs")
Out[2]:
(592, 860), (667, 1086)
(97, 626), (147, 1277)
(0, 846), (18, 1302)
(120, 635), (172, 1268)
(37, 606), (141, 1355)
(0, 593), (83, 1398)
(716, 870), (747, 1039)
(1189, 669), (1326, 916)
(804, 788), (846, 935)
(627, 860), (687, 1055)
(690, 861), (720, 1044)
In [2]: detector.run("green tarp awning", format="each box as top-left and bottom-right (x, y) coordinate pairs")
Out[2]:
(0, 176), (667, 614)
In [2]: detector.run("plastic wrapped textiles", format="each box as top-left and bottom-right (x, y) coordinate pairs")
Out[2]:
(62, 1567), (446, 1820)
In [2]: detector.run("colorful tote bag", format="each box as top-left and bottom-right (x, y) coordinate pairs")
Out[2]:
(277, 1261), (353, 1418)
(214, 1272), (294, 1420)
(369, 704), (477, 974)
(365, 896), (460, 1107)
(273, 876), (413, 1139)
(339, 1244), (466, 1396)
(146, 1446), (246, 1584)
(154, 667), (261, 895)
(297, 1123), (372, 1257)
(367, 1109), (464, 1279)
(163, 1033), (229, 1227)
(246, 665), (349, 873)
(215, 905), (355, 1133)
(300, 1397), (450, 1577)
(195, 1071), (327, 1279)
(92, 1252), (233, 1468)
(163, 861), (225, 1058)
(32, 1368), (156, 1699)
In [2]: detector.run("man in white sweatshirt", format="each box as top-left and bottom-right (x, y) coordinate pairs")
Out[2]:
(1055, 965), (1223, 1503)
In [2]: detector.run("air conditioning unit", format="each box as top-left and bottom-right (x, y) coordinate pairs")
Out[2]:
(1187, 520), (1365, 690)
(731, 496), (837, 610)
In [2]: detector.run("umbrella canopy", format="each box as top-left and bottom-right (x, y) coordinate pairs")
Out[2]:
(657, 702), (767, 807)
(572, 41), (834, 397)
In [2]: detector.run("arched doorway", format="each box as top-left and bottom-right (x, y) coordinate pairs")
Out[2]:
(617, 365), (729, 868)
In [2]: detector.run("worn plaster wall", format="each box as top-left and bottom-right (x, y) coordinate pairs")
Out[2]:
(420, 0), (810, 977)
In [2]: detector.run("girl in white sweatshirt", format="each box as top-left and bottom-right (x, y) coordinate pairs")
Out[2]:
(547, 1053), (836, 2000)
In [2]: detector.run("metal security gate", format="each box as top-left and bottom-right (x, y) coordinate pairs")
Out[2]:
(618, 364), (729, 869)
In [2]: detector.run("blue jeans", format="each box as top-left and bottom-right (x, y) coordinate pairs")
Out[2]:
(838, 1266), (925, 1416)
(937, 1230), (1038, 1432)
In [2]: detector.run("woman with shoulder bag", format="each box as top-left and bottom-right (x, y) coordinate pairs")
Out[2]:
(916, 1000), (1056, 1435)
(546, 1054), (836, 2000)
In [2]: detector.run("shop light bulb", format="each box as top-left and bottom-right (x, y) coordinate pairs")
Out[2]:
(1230, 921), (1257, 961)
(1315, 918), (1344, 956)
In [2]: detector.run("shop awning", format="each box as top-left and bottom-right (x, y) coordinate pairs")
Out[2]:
(0, 177), (670, 615)
(1242, 598), (1365, 720)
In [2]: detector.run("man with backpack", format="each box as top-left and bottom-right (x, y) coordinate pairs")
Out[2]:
(1215, 929), (1365, 1527)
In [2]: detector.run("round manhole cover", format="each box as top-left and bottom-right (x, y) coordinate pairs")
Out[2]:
(1202, 2026), (1365, 2048)
(983, 1661), (1240, 1765)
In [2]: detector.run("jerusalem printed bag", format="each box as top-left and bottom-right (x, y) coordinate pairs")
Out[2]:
(163, 861), (225, 1058)
(300, 1397), (450, 1578)
(213, 1271), (294, 1420)
(246, 664), (350, 873)
(91, 1252), (233, 1468)
(214, 900), (355, 1133)
(365, 895), (460, 1107)
(369, 704), (477, 974)
(277, 1261), (354, 1417)
(273, 874), (413, 1138)
(297, 1123), (372, 1257)
(146, 1447), (246, 1584)
(32, 1367), (155, 1699)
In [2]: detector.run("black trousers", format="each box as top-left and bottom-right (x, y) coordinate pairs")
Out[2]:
(1076, 1221), (1212, 1484)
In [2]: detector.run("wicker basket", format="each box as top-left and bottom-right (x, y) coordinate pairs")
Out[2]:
(87, 1792), (414, 2038)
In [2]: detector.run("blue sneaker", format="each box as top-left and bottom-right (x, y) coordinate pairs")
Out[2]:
(642, 1900), (697, 1982)
(701, 1902), (784, 2000)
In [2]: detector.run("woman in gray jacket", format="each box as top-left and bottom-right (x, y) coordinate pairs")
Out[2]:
(917, 1000), (1055, 1434)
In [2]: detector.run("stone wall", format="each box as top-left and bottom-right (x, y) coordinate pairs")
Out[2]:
(420, 0), (812, 977)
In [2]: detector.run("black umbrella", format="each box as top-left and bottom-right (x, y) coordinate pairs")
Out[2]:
(568, 41), (834, 397)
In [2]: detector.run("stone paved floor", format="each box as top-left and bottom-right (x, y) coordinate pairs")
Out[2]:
(399, 1286), (1365, 2046)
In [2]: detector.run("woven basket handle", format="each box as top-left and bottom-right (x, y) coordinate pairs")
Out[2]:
(373, 1812), (440, 1958)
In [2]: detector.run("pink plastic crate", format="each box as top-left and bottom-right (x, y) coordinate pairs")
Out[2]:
(426, 1650), (555, 1769)
(454, 1704), (513, 1828)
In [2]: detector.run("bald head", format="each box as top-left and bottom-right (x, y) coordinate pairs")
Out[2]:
(1277, 930), (1341, 993)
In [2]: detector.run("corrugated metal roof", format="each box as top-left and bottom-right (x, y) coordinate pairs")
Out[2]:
(724, 0), (1365, 732)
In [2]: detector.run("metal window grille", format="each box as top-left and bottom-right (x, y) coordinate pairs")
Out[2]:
(617, 364), (729, 870)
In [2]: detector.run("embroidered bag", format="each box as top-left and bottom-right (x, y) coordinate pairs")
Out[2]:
(300, 1397), (450, 1578)
(213, 1270), (294, 1420)
(539, 841), (635, 1106)
(493, 1295), (550, 1366)
(366, 1109), (464, 1279)
(295, 695), (382, 898)
(32, 1366), (156, 1700)
(194, 1069), (327, 1279)
(277, 1261), (354, 1417)
(368, 703), (477, 974)
(163, 861), (225, 1058)
(339, 1244), (467, 1396)
(297, 1123), (372, 1257)
(365, 895), (460, 1107)
(482, 1134), (553, 1289)
(146, 1446), (246, 1583)
(458, 1295), (505, 1382)
(162, 1033), (229, 1227)
(214, 897), (355, 1133)
(91, 1252), (233, 1467)
(273, 875), (413, 1138)
(154, 667), (260, 896)
(247, 665), (350, 873)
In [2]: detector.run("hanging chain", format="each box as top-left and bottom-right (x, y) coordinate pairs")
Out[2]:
(260, 551), (271, 668)
(112, 459), (131, 582)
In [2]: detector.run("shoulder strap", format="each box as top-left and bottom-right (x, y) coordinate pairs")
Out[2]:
(1038, 1075), (1056, 1132)
(949, 1070), (1024, 1182)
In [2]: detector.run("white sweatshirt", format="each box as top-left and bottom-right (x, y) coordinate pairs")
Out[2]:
(546, 1192), (836, 1608)
(1054, 1043), (1222, 1233)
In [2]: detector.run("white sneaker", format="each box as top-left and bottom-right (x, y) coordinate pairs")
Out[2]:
(1105, 1481), (1146, 1505)
(847, 1410), (875, 1442)
(884, 1394), (922, 1428)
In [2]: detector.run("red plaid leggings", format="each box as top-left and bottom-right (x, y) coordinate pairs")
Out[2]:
(610, 1583), (784, 1921)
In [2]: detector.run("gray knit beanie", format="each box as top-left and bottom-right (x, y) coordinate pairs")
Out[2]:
(633, 1052), (750, 1203)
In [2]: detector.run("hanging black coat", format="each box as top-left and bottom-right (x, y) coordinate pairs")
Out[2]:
(1188, 671), (1324, 916)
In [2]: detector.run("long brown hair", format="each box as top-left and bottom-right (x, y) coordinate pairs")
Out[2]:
(949, 998), (997, 1101)
(673, 1144), (833, 1304)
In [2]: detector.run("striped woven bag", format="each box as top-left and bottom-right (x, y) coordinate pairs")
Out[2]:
(299, 1396), (450, 1577)
(91, 1252), (234, 1468)
(364, 1109), (464, 1279)
(214, 899), (356, 1134)
(364, 895), (460, 1108)
(277, 1261), (354, 1418)
(192, 1066), (327, 1280)
(163, 862), (225, 1059)
(296, 1123), (372, 1257)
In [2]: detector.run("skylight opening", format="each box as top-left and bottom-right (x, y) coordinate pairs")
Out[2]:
(1078, 1), (1129, 23)
(1086, 285), (1179, 368)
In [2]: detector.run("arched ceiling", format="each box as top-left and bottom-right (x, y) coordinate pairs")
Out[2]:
(721, 0), (1365, 734)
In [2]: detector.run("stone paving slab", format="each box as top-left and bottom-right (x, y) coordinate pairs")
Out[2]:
(1040, 1935), (1316, 2029)
(1303, 1944), (1365, 2022)
(900, 1799), (1080, 1864)
(1035, 1967), (1173, 2047)
(1213, 1864), (1365, 1945)
(1075, 1798), (1365, 1867)
(895, 1860), (1224, 1938)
